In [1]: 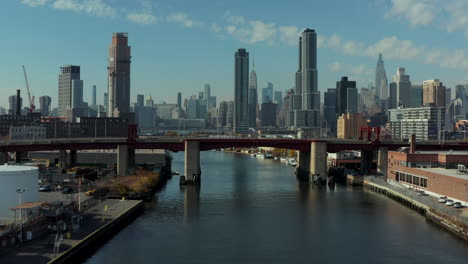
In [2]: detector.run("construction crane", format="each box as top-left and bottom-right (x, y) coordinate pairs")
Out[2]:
(22, 65), (35, 113)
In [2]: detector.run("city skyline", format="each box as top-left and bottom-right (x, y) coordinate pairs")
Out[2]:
(2, 1), (468, 109)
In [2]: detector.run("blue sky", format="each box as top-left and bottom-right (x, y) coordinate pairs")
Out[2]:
(2, 0), (468, 109)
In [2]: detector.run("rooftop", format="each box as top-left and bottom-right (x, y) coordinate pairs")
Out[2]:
(0, 164), (39, 172)
(418, 167), (468, 181)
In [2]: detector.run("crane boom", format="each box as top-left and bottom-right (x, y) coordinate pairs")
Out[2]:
(22, 65), (35, 112)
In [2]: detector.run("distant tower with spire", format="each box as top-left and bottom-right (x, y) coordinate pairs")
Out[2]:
(248, 56), (258, 128)
(375, 53), (388, 101)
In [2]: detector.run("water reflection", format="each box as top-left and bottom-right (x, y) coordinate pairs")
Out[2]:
(182, 185), (200, 221)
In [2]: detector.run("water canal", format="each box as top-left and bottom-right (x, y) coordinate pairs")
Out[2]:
(86, 151), (468, 264)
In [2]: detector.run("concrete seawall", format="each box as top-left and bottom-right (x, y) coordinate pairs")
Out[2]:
(48, 200), (144, 264)
(364, 179), (468, 242)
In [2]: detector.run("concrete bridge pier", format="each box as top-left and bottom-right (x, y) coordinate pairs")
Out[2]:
(69, 150), (77, 168)
(377, 147), (388, 177)
(296, 151), (311, 181)
(117, 145), (130, 176)
(0, 152), (8, 165)
(360, 150), (373, 175)
(310, 142), (327, 182)
(184, 141), (201, 184)
(59, 150), (68, 169)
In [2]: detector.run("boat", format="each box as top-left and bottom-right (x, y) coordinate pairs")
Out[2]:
(250, 153), (257, 157)
(287, 159), (297, 167)
(280, 157), (287, 163)
(445, 200), (454, 206)
(453, 202), (463, 208)
(264, 153), (274, 159)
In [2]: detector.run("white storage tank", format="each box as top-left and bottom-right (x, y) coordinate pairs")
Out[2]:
(0, 165), (39, 220)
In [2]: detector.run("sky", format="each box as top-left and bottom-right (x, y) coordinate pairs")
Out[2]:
(2, 0), (468, 109)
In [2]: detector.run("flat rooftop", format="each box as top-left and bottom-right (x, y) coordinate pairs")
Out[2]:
(418, 167), (468, 181)
(417, 151), (468, 155)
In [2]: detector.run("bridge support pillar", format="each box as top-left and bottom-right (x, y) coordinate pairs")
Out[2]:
(117, 145), (129, 176)
(59, 150), (68, 169)
(377, 147), (388, 177)
(360, 150), (373, 175)
(69, 150), (77, 168)
(15, 152), (24, 164)
(310, 142), (327, 182)
(0, 152), (8, 165)
(185, 141), (201, 184)
(296, 151), (310, 181)
(128, 149), (136, 169)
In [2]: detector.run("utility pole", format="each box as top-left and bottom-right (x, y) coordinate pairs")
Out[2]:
(16, 189), (26, 244)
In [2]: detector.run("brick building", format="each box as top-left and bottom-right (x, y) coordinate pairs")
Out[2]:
(387, 140), (468, 205)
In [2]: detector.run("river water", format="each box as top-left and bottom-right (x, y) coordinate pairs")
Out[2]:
(86, 151), (468, 264)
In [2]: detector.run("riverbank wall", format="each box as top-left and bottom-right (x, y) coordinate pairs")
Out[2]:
(364, 179), (468, 242)
(48, 200), (144, 264)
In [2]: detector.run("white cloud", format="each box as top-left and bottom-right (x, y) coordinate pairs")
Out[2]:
(52, 0), (117, 18)
(364, 36), (422, 60)
(385, 0), (437, 27)
(224, 11), (245, 25)
(328, 62), (342, 72)
(21, 0), (49, 7)
(126, 13), (157, 24)
(167, 12), (202, 28)
(225, 20), (277, 45)
(126, 1), (157, 25)
(278, 26), (301, 46)
(211, 23), (222, 33)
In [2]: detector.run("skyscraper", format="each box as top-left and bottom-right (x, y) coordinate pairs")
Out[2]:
(346, 87), (358, 114)
(248, 59), (258, 128)
(423, 79), (446, 107)
(8, 94), (22, 115)
(393, 67), (411, 108)
(203, 84), (211, 100)
(177, 92), (182, 108)
(107, 32), (131, 117)
(262, 82), (273, 103)
(336, 77), (357, 116)
(234, 48), (249, 134)
(92, 85), (97, 105)
(39, 96), (51, 116)
(274, 91), (283, 108)
(323, 88), (337, 136)
(104, 92), (108, 113)
(288, 28), (320, 130)
(58, 65), (81, 117)
(375, 53), (388, 100)
(388, 82), (397, 109)
(409, 84), (423, 108)
(137, 94), (144, 107)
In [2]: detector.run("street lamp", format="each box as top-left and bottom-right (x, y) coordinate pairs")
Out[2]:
(16, 189), (26, 244)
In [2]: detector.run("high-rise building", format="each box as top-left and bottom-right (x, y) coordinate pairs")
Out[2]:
(8, 94), (22, 115)
(226, 101), (234, 129)
(248, 61), (258, 128)
(336, 77), (357, 116)
(186, 99), (199, 119)
(260, 102), (277, 127)
(39, 96), (51, 116)
(107, 32), (131, 117)
(337, 113), (368, 139)
(388, 106), (445, 140)
(104, 93), (109, 113)
(92, 85), (97, 105)
(203, 84), (211, 100)
(423, 79), (446, 107)
(375, 53), (388, 100)
(346, 87), (358, 114)
(445, 88), (452, 107)
(455, 85), (467, 119)
(234, 48), (249, 134)
(323, 88), (337, 136)
(388, 82), (397, 109)
(274, 91), (283, 109)
(58, 65), (81, 117)
(71, 79), (84, 109)
(262, 82), (274, 103)
(218, 101), (228, 128)
(137, 94), (144, 107)
(409, 84), (423, 108)
(393, 67), (411, 108)
(288, 28), (320, 130)
(177, 92), (182, 108)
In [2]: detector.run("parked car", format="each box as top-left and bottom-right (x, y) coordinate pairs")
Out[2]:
(39, 185), (52, 192)
(453, 202), (463, 209)
(61, 187), (74, 194)
(445, 199), (454, 206)
(438, 196), (447, 203)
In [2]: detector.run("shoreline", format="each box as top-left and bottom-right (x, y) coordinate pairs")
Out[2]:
(364, 178), (468, 242)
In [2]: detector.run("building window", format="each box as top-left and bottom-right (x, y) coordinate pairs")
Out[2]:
(395, 171), (400, 181)
(421, 178), (427, 188)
